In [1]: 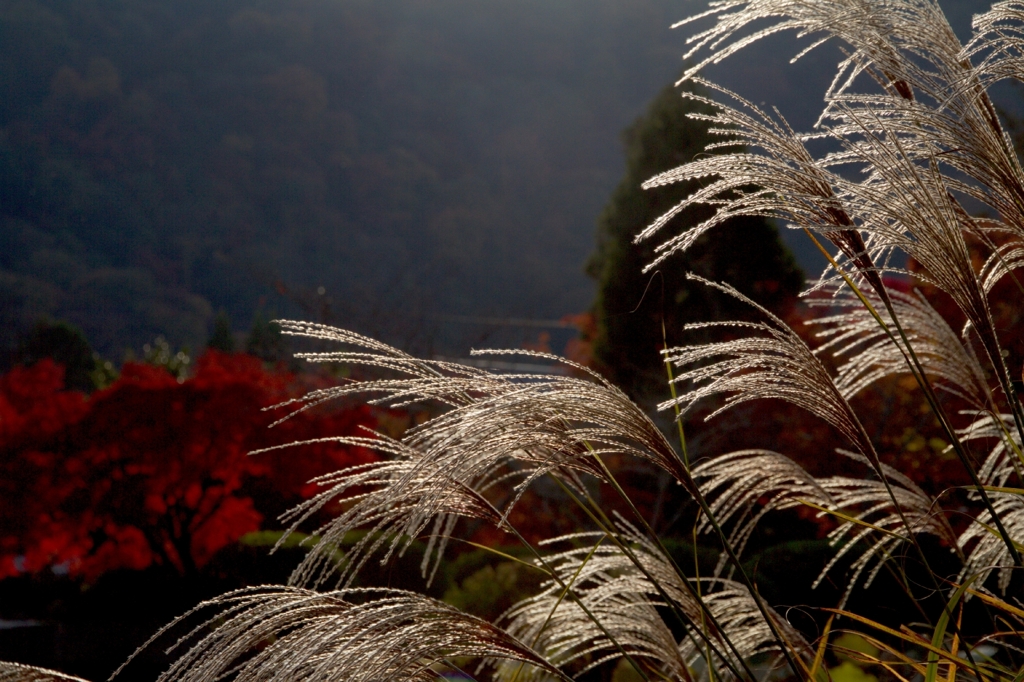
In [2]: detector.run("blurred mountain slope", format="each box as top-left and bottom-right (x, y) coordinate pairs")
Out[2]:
(0, 0), (992, 359)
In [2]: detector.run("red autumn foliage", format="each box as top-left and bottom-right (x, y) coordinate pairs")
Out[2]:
(0, 352), (376, 582)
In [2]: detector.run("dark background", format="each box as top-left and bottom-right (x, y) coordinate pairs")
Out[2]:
(0, 0), (1006, 357)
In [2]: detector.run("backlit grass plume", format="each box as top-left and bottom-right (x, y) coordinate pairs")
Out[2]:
(0, 664), (90, 682)
(5, 1), (1024, 681)
(115, 587), (566, 682)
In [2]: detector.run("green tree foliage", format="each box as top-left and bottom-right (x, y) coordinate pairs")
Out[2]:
(141, 337), (192, 381)
(208, 311), (236, 353)
(587, 85), (802, 404)
(14, 320), (97, 393)
(246, 311), (287, 364)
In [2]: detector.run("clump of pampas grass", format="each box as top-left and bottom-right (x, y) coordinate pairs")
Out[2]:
(9, 1), (1024, 680)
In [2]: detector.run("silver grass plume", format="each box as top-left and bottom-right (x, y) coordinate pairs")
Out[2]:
(690, 450), (833, 570)
(957, 492), (1024, 595)
(957, 413), (1024, 593)
(689, 448), (957, 607)
(675, 0), (956, 97)
(664, 0), (1022, 297)
(655, 0), (1024, 566)
(116, 587), (563, 682)
(966, 2), (1024, 98)
(676, 0), (1022, 232)
(978, 235), (1024, 296)
(661, 278), (955, 578)
(810, 79), (1024, 439)
(783, 87), (1018, 398)
(666, 0), (1024, 439)
(676, 580), (813, 681)
(808, 285), (991, 407)
(276, 322), (686, 483)
(818, 106), (1010, 353)
(499, 529), (697, 682)
(258, 323), (691, 588)
(812, 11), (1024, 251)
(822, 91), (1024, 289)
(499, 523), (805, 682)
(816, 452), (957, 606)
(269, 438), (506, 589)
(959, 412), (1024, 488)
(662, 275), (875, 460)
(0, 664), (90, 682)
(637, 81), (889, 300)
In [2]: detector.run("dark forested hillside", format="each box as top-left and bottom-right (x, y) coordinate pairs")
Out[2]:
(0, 0), (680, 358)
(0, 0), (991, 360)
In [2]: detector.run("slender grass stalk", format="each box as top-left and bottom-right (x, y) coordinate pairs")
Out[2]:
(692, 518), (718, 682)
(568, 440), (808, 678)
(663, 318), (689, 467)
(493, 504), (654, 682)
(506, 536), (610, 682)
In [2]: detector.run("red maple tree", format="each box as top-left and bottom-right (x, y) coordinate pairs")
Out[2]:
(0, 352), (376, 581)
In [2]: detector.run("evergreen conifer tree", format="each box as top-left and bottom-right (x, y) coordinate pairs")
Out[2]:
(246, 311), (288, 363)
(208, 310), (236, 353)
